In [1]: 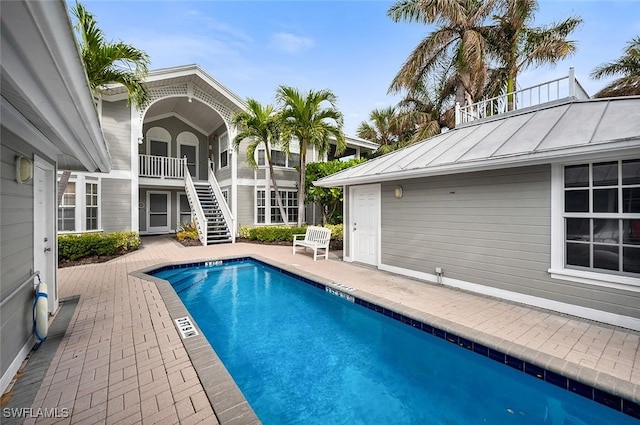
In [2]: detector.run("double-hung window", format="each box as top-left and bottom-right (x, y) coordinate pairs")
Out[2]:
(58, 182), (76, 231)
(256, 189), (298, 224)
(219, 133), (229, 169)
(563, 159), (640, 277)
(86, 183), (99, 230)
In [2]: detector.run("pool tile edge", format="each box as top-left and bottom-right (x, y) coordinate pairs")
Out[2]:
(133, 267), (262, 425)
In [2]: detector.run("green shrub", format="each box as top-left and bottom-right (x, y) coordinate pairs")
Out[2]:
(324, 223), (343, 241)
(238, 226), (252, 239)
(246, 226), (308, 242)
(58, 231), (140, 261)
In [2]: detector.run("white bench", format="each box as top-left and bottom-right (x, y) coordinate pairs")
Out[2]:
(292, 226), (331, 260)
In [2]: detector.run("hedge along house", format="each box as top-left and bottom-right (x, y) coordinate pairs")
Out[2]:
(58, 64), (377, 244)
(316, 71), (640, 331)
(1, 1), (111, 393)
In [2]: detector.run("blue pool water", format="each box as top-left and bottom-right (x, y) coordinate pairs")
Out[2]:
(152, 259), (636, 425)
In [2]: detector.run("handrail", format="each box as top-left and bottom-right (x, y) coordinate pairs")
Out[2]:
(183, 159), (208, 246)
(455, 68), (589, 125)
(0, 271), (39, 308)
(208, 159), (236, 243)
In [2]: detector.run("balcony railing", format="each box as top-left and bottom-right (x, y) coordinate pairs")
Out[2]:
(139, 154), (185, 179)
(455, 68), (589, 126)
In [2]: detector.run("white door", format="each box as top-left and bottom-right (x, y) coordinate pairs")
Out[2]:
(351, 184), (380, 266)
(34, 157), (56, 313)
(147, 191), (171, 233)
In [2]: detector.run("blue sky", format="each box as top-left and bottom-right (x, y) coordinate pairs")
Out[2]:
(78, 0), (640, 135)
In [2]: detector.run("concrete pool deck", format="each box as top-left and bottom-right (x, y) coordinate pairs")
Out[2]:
(4, 235), (639, 424)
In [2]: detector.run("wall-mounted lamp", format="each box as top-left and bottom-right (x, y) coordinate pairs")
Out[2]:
(138, 137), (144, 145)
(15, 156), (33, 184)
(188, 97), (193, 103)
(394, 185), (403, 199)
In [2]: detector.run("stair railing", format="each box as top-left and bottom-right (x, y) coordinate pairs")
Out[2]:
(183, 158), (208, 246)
(208, 159), (236, 242)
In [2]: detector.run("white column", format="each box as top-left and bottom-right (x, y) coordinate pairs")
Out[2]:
(131, 105), (142, 232)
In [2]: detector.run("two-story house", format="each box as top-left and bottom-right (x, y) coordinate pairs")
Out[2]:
(58, 64), (377, 244)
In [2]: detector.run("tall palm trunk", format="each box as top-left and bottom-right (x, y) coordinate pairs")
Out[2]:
(265, 149), (289, 225)
(297, 143), (307, 227)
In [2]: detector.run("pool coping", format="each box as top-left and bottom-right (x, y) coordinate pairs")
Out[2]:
(134, 255), (640, 421)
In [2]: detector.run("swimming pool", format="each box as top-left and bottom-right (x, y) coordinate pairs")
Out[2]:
(151, 258), (638, 424)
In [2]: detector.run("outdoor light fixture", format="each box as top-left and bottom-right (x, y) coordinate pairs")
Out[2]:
(15, 156), (33, 184)
(394, 185), (403, 199)
(138, 137), (144, 145)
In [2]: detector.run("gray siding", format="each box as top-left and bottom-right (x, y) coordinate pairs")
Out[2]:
(380, 165), (640, 319)
(101, 179), (132, 231)
(102, 100), (131, 171)
(0, 130), (37, 379)
(142, 117), (209, 180)
(236, 185), (255, 227)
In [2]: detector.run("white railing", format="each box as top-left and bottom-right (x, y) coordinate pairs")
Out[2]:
(208, 159), (236, 243)
(183, 162), (208, 246)
(455, 68), (589, 126)
(139, 154), (185, 179)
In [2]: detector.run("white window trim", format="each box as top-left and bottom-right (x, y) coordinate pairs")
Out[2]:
(146, 127), (171, 157)
(549, 163), (640, 292)
(218, 132), (230, 170)
(254, 187), (298, 225)
(85, 180), (100, 231)
(57, 175), (103, 233)
(177, 131), (199, 178)
(255, 145), (300, 169)
(177, 192), (192, 228)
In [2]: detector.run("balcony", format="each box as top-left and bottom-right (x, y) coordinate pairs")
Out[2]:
(455, 68), (590, 126)
(139, 154), (186, 186)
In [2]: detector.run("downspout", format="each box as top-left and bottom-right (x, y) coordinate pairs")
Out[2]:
(131, 104), (142, 232)
(230, 128), (238, 236)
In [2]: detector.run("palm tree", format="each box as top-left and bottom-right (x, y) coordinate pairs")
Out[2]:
(231, 99), (289, 225)
(395, 78), (448, 143)
(387, 0), (497, 108)
(275, 86), (346, 226)
(60, 2), (150, 205)
(485, 0), (581, 108)
(356, 107), (403, 156)
(71, 1), (150, 106)
(591, 36), (640, 98)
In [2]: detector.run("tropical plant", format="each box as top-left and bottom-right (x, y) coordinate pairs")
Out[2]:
(485, 0), (581, 108)
(232, 99), (289, 224)
(305, 159), (365, 224)
(387, 0), (497, 108)
(276, 86), (346, 226)
(591, 36), (640, 98)
(71, 1), (150, 107)
(395, 77), (449, 143)
(63, 2), (150, 205)
(356, 107), (404, 156)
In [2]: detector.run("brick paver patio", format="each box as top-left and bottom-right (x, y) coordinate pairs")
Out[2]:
(5, 235), (640, 423)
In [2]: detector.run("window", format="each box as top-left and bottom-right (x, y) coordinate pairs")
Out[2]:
(219, 133), (229, 169)
(563, 159), (640, 276)
(256, 189), (298, 224)
(179, 194), (192, 226)
(221, 189), (229, 205)
(86, 183), (98, 230)
(256, 147), (300, 169)
(58, 182), (76, 231)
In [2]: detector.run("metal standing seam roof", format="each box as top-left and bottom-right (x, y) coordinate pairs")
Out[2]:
(315, 96), (640, 187)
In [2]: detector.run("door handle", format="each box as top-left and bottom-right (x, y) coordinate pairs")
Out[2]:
(44, 247), (51, 252)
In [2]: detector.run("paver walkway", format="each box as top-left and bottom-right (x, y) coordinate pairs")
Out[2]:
(9, 236), (640, 423)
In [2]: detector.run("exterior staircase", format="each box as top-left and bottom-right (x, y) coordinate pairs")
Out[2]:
(192, 182), (231, 244)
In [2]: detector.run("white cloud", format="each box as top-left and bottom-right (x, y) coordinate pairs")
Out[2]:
(268, 32), (314, 54)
